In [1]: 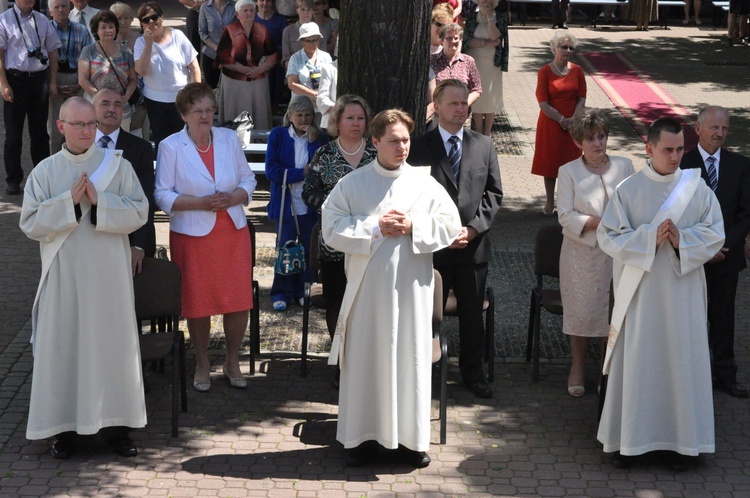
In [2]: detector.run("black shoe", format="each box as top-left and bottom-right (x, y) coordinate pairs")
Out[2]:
(111, 437), (138, 457)
(344, 442), (375, 467)
(6, 183), (21, 195)
(715, 381), (749, 398)
(399, 446), (431, 468)
(50, 438), (76, 460)
(465, 379), (493, 398)
(611, 452), (633, 469)
(666, 452), (690, 472)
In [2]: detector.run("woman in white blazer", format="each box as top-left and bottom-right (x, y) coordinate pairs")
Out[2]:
(557, 110), (634, 398)
(155, 83), (257, 392)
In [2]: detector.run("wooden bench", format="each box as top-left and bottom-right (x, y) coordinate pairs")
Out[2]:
(509, 0), (686, 29)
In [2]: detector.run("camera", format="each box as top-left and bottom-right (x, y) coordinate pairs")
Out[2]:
(28, 48), (48, 65)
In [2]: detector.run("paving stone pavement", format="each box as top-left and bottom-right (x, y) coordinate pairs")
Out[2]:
(1, 11), (750, 498)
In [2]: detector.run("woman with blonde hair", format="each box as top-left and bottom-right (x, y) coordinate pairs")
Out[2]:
(557, 110), (634, 397)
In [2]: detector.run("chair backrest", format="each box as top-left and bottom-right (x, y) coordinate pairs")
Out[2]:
(247, 221), (257, 268)
(133, 258), (182, 320)
(534, 224), (564, 279)
(432, 268), (443, 325)
(310, 222), (321, 279)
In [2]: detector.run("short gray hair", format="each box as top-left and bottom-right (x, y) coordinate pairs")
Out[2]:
(284, 98), (321, 142)
(550, 31), (577, 50)
(235, 0), (257, 10)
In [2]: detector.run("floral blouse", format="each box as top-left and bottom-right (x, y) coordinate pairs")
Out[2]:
(302, 139), (377, 261)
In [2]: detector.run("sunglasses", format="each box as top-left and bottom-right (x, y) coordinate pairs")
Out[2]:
(140, 14), (160, 24)
(559, 45), (576, 51)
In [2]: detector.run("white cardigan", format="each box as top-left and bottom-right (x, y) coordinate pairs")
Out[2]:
(155, 126), (257, 237)
(557, 155), (635, 247)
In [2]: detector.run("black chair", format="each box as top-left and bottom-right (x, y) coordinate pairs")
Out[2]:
(432, 269), (448, 445)
(301, 223), (327, 377)
(133, 257), (187, 437)
(247, 221), (262, 375)
(442, 287), (496, 382)
(526, 224), (564, 383)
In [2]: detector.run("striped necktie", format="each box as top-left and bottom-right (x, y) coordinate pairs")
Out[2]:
(706, 155), (718, 191)
(448, 135), (461, 182)
(97, 135), (112, 149)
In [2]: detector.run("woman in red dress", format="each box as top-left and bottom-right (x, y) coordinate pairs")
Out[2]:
(531, 32), (586, 216)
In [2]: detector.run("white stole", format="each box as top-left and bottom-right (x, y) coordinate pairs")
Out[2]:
(602, 167), (702, 374)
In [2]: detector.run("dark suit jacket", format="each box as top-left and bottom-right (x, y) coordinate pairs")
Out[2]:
(408, 127), (504, 265)
(116, 129), (157, 257)
(681, 147), (750, 274)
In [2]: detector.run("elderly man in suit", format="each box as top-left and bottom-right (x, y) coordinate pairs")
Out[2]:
(93, 88), (156, 275)
(408, 79), (504, 399)
(680, 105), (750, 398)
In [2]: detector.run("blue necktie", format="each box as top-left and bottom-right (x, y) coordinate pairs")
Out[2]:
(98, 135), (112, 149)
(706, 155), (717, 191)
(448, 135), (461, 182)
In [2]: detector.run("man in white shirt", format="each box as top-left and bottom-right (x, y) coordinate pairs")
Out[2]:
(68, 0), (99, 37)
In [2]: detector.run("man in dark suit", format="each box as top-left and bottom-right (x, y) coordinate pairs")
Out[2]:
(93, 88), (156, 275)
(408, 79), (504, 398)
(680, 105), (750, 398)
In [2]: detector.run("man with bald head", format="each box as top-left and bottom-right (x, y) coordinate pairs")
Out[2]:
(20, 97), (148, 459)
(94, 88), (156, 275)
(681, 105), (750, 398)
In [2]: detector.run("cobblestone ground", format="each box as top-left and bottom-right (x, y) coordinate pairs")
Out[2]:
(1, 7), (750, 497)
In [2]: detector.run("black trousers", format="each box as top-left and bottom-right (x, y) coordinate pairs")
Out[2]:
(185, 8), (201, 53)
(201, 53), (221, 89)
(3, 71), (50, 184)
(706, 270), (739, 385)
(435, 262), (488, 383)
(145, 98), (184, 154)
(551, 0), (570, 26)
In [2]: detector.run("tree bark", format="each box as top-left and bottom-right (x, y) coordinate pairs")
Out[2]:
(338, 0), (431, 136)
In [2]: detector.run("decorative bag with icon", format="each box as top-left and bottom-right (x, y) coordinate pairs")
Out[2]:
(273, 169), (306, 275)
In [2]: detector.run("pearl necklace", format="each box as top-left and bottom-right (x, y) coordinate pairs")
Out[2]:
(189, 131), (212, 154)
(337, 137), (364, 156)
(552, 60), (569, 76)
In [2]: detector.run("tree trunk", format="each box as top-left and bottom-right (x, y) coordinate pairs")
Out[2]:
(338, 0), (431, 136)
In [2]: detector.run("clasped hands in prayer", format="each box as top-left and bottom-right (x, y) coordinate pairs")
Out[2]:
(656, 219), (679, 248)
(378, 209), (412, 236)
(72, 172), (98, 205)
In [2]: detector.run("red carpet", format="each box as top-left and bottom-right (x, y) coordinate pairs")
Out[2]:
(577, 52), (698, 150)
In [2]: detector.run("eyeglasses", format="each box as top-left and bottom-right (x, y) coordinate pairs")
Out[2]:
(559, 45), (576, 51)
(140, 14), (160, 24)
(62, 120), (98, 130)
(189, 107), (216, 117)
(300, 38), (319, 44)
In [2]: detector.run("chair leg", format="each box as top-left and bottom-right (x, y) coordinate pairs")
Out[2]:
(179, 332), (187, 413)
(440, 349), (447, 445)
(526, 290), (537, 362)
(532, 297), (542, 383)
(250, 281), (260, 376)
(301, 283), (311, 377)
(485, 287), (495, 383)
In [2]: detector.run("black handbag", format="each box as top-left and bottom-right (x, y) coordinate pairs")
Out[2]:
(274, 169), (306, 275)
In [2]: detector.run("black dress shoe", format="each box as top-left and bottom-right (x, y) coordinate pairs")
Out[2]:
(611, 452), (633, 469)
(50, 438), (76, 460)
(111, 437), (138, 457)
(715, 381), (749, 398)
(344, 441), (377, 467)
(665, 452), (691, 472)
(399, 446), (431, 468)
(6, 183), (21, 195)
(465, 379), (493, 398)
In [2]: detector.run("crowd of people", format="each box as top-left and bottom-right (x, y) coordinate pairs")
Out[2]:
(3, 0), (748, 476)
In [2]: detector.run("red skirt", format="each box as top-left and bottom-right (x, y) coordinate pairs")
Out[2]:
(169, 212), (253, 319)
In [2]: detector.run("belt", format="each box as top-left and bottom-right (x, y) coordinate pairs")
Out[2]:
(7, 69), (47, 78)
